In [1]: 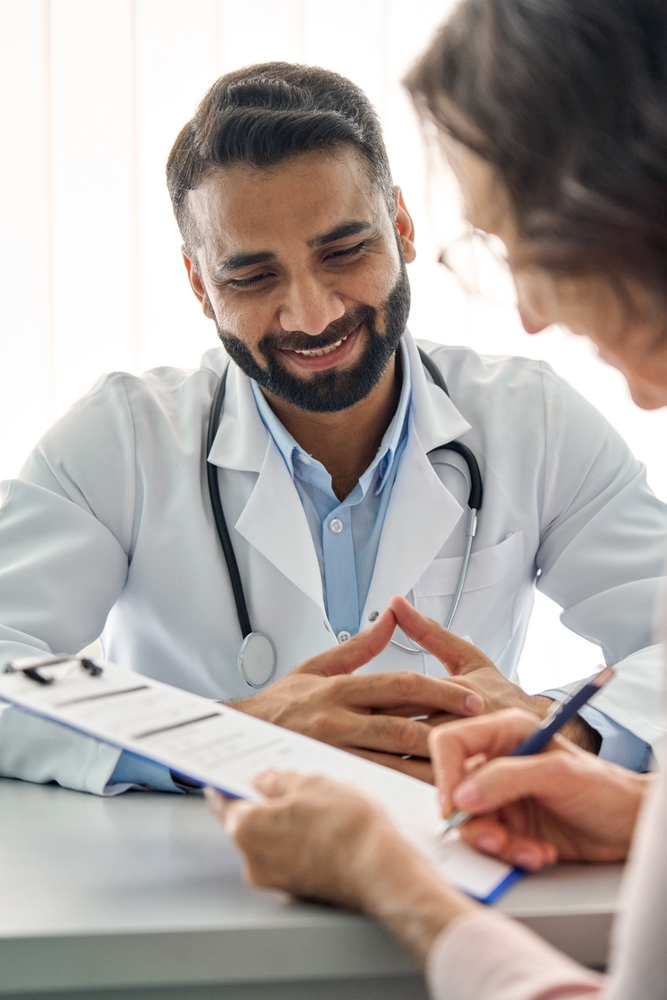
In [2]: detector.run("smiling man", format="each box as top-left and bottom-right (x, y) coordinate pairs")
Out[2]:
(0, 62), (665, 795)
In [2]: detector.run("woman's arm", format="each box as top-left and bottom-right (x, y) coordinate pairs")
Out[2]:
(207, 770), (606, 999)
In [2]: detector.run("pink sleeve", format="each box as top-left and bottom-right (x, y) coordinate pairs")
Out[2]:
(427, 911), (605, 1000)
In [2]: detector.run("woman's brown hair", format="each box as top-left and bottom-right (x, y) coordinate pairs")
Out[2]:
(405, 0), (667, 300)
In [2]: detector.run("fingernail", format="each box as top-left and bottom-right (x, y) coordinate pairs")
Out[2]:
(438, 792), (451, 814)
(453, 779), (482, 809)
(513, 850), (539, 871)
(465, 693), (484, 714)
(476, 833), (501, 853)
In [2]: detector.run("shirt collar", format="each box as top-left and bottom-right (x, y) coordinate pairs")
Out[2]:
(250, 337), (412, 495)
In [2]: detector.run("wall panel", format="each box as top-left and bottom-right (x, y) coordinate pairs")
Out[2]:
(220, 0), (305, 69)
(49, 0), (137, 412)
(135, 0), (220, 372)
(0, 0), (51, 473)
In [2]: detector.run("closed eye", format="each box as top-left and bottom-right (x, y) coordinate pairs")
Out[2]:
(226, 240), (368, 288)
(327, 241), (368, 260)
(227, 271), (274, 289)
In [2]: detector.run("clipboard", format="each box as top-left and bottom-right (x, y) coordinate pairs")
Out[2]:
(0, 653), (521, 904)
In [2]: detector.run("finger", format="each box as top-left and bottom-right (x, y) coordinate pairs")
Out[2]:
(460, 817), (558, 871)
(340, 671), (484, 716)
(428, 710), (543, 814)
(451, 749), (582, 818)
(421, 711), (465, 727)
(351, 747), (434, 783)
(295, 607), (396, 677)
(204, 786), (233, 820)
(338, 712), (435, 757)
(389, 595), (491, 676)
(205, 787), (256, 835)
(253, 768), (301, 798)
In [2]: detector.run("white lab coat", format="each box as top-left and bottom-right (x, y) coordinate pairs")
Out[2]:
(0, 332), (665, 793)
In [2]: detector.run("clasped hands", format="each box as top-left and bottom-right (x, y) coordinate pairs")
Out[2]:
(233, 594), (596, 784)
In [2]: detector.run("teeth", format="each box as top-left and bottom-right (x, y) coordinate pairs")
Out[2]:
(291, 333), (350, 357)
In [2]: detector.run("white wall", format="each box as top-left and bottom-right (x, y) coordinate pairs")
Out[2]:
(2, 0), (666, 691)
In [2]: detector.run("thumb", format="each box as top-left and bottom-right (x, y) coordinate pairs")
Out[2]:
(205, 787), (255, 835)
(253, 768), (300, 798)
(388, 595), (490, 675)
(295, 606), (397, 677)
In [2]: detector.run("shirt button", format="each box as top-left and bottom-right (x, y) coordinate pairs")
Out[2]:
(368, 611), (379, 621)
(329, 518), (343, 533)
(337, 630), (352, 642)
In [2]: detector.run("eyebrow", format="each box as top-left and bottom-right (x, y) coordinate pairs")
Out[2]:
(214, 250), (276, 277)
(307, 220), (374, 248)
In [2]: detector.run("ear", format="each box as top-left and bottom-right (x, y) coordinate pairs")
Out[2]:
(394, 187), (416, 264)
(182, 249), (215, 319)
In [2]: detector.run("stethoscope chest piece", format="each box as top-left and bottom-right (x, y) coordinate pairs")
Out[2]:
(238, 631), (277, 688)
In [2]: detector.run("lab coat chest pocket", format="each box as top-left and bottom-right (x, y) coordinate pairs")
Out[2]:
(411, 531), (524, 662)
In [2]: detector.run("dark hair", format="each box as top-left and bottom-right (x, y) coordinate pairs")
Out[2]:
(167, 62), (393, 252)
(405, 0), (667, 301)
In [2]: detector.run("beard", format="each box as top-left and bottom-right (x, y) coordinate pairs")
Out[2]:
(212, 261), (411, 413)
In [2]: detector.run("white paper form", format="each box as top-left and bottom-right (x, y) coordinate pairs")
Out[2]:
(0, 657), (519, 903)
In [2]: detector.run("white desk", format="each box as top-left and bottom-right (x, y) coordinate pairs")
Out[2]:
(0, 777), (622, 999)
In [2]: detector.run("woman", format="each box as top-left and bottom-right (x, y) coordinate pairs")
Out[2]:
(207, 1), (667, 996)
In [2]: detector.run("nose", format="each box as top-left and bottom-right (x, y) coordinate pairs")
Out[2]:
(278, 273), (346, 336)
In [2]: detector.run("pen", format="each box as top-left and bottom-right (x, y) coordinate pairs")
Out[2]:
(437, 664), (615, 839)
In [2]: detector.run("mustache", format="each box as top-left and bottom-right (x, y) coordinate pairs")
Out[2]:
(258, 307), (372, 355)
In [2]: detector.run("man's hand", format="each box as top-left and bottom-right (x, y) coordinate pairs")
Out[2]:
(389, 596), (601, 752)
(230, 607), (484, 782)
(429, 709), (649, 870)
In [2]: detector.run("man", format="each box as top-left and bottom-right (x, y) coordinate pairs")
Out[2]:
(0, 62), (664, 795)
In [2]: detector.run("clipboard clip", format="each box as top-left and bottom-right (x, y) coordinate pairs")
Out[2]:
(3, 654), (103, 685)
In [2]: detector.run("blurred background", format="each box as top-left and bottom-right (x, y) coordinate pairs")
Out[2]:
(2, 0), (666, 690)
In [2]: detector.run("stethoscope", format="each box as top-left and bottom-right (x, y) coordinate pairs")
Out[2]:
(207, 347), (483, 689)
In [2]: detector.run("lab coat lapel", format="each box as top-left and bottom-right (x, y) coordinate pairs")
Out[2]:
(361, 335), (472, 623)
(235, 444), (325, 611)
(206, 354), (266, 474)
(207, 359), (325, 612)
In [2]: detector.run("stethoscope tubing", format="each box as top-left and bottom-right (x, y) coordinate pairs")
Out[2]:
(206, 365), (253, 638)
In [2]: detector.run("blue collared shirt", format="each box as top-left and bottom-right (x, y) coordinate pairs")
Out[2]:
(249, 338), (412, 640)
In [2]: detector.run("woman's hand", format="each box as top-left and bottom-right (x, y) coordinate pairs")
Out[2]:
(207, 770), (477, 963)
(430, 708), (651, 871)
(207, 770), (392, 910)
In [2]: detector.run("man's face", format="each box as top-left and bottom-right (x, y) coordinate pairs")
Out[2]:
(183, 147), (416, 412)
